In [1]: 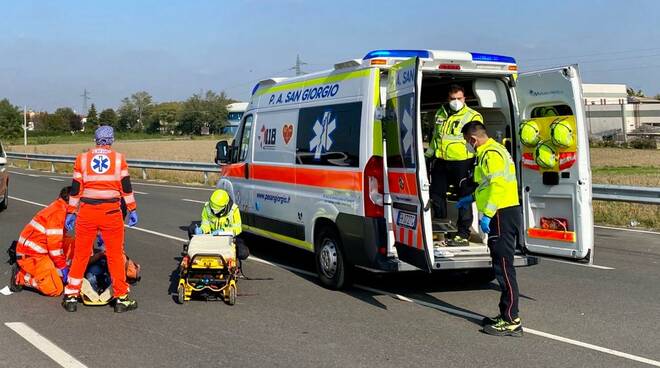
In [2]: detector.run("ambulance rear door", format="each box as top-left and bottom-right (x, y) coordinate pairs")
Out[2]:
(515, 65), (594, 261)
(384, 57), (434, 271)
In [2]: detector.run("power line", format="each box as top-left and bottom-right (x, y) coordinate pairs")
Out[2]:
(290, 54), (308, 76)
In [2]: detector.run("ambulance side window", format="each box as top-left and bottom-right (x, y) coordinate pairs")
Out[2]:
(235, 114), (253, 162)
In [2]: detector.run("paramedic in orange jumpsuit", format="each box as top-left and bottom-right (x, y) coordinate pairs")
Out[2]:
(11, 187), (71, 296)
(62, 125), (139, 313)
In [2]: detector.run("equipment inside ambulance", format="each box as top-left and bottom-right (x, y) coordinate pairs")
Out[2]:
(216, 49), (593, 289)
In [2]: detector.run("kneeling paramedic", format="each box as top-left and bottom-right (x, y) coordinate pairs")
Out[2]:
(189, 189), (249, 261)
(458, 122), (523, 337)
(425, 84), (483, 246)
(10, 187), (71, 296)
(62, 126), (139, 313)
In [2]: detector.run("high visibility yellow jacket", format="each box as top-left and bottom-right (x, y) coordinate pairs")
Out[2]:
(474, 138), (519, 217)
(426, 105), (483, 161)
(200, 202), (242, 236)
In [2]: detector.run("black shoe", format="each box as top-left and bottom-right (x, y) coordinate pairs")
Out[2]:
(114, 295), (138, 313)
(481, 315), (501, 326)
(62, 296), (78, 312)
(481, 318), (523, 337)
(9, 264), (22, 293)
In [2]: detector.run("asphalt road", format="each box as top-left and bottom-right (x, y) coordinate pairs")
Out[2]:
(1, 168), (659, 368)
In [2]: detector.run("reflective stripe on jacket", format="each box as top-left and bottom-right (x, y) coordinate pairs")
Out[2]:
(474, 138), (519, 218)
(200, 202), (242, 236)
(426, 105), (484, 161)
(16, 198), (68, 268)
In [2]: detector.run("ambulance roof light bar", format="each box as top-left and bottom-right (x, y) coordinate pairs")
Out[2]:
(470, 52), (516, 64)
(363, 49), (431, 60)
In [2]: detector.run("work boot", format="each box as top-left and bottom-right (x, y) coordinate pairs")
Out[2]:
(62, 296), (78, 312)
(9, 264), (22, 293)
(481, 318), (523, 337)
(114, 295), (138, 313)
(446, 235), (469, 247)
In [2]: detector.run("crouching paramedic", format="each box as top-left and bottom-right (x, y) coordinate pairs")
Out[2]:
(189, 189), (249, 260)
(62, 125), (139, 313)
(458, 122), (523, 337)
(10, 187), (71, 296)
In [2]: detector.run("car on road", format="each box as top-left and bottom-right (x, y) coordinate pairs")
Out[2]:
(215, 49), (594, 289)
(0, 140), (8, 211)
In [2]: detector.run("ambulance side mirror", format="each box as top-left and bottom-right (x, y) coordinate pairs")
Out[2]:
(215, 141), (230, 164)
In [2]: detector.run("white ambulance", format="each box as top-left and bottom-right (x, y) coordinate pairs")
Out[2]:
(215, 49), (593, 289)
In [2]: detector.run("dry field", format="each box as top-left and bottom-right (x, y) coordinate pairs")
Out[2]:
(8, 143), (660, 229)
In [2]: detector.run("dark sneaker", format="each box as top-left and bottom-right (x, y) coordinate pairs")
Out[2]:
(114, 295), (138, 313)
(447, 236), (469, 247)
(481, 315), (502, 326)
(482, 318), (523, 337)
(9, 264), (22, 293)
(62, 296), (78, 312)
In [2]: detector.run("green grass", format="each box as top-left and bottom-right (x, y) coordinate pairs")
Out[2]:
(592, 166), (660, 175)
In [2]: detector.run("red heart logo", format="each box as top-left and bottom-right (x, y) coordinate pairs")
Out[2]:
(282, 124), (293, 144)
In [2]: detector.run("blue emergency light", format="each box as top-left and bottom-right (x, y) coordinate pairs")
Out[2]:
(363, 49), (431, 60)
(470, 52), (516, 64)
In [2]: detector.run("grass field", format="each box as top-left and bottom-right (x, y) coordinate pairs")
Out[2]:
(7, 142), (660, 230)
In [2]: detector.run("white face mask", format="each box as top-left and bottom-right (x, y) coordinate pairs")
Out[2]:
(449, 99), (464, 112)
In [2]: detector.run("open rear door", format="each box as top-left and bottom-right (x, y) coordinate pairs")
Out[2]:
(384, 57), (434, 271)
(516, 65), (594, 261)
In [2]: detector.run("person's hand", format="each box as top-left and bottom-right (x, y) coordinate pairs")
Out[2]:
(59, 267), (69, 282)
(480, 216), (491, 234)
(211, 229), (221, 236)
(65, 214), (76, 232)
(96, 234), (104, 249)
(455, 195), (474, 210)
(127, 211), (139, 227)
(194, 225), (203, 235)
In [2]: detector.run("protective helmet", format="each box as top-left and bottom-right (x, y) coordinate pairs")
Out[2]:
(550, 118), (574, 148)
(209, 189), (232, 217)
(519, 120), (540, 147)
(535, 141), (557, 169)
(539, 106), (558, 117)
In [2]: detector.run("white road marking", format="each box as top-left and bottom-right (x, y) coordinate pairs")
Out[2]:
(130, 182), (214, 191)
(48, 178), (65, 182)
(595, 225), (660, 236)
(5, 322), (88, 368)
(10, 196), (47, 208)
(181, 198), (206, 204)
(133, 190), (148, 195)
(9, 196), (660, 366)
(536, 257), (615, 270)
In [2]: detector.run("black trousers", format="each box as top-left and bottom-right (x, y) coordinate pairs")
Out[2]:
(187, 222), (249, 260)
(487, 206), (521, 322)
(430, 158), (475, 238)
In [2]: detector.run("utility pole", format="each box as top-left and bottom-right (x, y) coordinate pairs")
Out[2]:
(290, 54), (308, 76)
(23, 106), (27, 147)
(81, 89), (91, 114)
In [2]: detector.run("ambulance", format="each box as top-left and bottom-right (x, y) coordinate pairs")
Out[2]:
(215, 49), (593, 289)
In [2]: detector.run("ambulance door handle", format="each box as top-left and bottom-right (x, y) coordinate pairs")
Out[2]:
(244, 163), (249, 179)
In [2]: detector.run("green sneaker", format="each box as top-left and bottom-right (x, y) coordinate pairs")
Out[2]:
(481, 315), (502, 326)
(114, 295), (138, 313)
(447, 236), (469, 247)
(482, 317), (523, 337)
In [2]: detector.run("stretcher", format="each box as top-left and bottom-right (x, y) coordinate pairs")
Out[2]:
(177, 233), (238, 305)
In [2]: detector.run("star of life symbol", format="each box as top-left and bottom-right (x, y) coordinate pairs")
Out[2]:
(309, 111), (336, 160)
(401, 96), (413, 157)
(91, 154), (110, 174)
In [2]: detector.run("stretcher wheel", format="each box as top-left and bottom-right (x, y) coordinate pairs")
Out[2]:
(225, 284), (236, 306)
(176, 285), (186, 304)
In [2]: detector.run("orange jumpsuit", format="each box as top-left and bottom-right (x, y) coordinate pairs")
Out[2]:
(64, 146), (137, 298)
(15, 198), (68, 296)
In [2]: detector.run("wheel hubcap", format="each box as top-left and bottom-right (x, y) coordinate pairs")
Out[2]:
(319, 239), (338, 279)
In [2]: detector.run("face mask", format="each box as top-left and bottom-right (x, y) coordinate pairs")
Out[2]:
(449, 99), (464, 112)
(466, 138), (476, 154)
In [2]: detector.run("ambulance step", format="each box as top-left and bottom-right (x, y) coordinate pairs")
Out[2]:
(432, 220), (457, 233)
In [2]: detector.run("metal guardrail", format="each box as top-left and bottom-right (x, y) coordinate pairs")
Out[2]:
(6, 152), (660, 204)
(7, 152), (220, 184)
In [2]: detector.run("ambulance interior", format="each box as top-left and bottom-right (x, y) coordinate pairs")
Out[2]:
(419, 74), (515, 247)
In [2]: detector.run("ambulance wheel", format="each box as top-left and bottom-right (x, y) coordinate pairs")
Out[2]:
(315, 227), (351, 290)
(226, 284), (236, 306)
(176, 285), (186, 304)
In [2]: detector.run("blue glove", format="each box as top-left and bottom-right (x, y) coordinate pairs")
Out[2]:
(59, 267), (69, 282)
(194, 226), (203, 235)
(455, 195), (474, 210)
(127, 211), (139, 227)
(65, 214), (76, 231)
(96, 234), (105, 249)
(211, 229), (221, 236)
(480, 216), (492, 234)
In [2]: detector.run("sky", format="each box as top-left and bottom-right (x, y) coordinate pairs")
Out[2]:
(1, 0), (659, 112)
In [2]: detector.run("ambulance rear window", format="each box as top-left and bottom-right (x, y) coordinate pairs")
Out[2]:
(295, 102), (362, 167)
(531, 104), (573, 118)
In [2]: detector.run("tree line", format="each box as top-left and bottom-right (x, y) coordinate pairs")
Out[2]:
(0, 90), (235, 139)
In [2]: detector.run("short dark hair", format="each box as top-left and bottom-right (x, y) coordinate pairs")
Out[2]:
(461, 121), (488, 136)
(59, 186), (72, 202)
(448, 84), (465, 96)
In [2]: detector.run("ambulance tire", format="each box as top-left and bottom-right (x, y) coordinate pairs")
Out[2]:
(315, 226), (351, 290)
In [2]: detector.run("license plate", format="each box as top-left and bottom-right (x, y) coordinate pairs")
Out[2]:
(396, 211), (417, 229)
